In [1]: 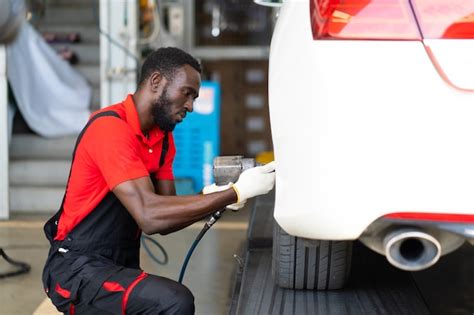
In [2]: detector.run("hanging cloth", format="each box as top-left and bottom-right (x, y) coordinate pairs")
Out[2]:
(6, 22), (91, 137)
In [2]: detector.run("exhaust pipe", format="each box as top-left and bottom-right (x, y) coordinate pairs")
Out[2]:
(383, 229), (441, 271)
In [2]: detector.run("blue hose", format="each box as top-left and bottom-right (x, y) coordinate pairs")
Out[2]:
(141, 235), (169, 266)
(178, 226), (209, 283)
(178, 209), (226, 284)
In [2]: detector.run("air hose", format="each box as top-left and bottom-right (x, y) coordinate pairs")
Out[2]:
(0, 248), (31, 279)
(178, 209), (226, 284)
(178, 156), (256, 284)
(141, 235), (168, 265)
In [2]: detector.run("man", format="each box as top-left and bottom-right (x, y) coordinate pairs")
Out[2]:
(42, 47), (275, 314)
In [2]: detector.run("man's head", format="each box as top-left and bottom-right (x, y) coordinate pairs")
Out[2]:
(138, 47), (202, 132)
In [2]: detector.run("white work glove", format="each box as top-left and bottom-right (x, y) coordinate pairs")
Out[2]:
(232, 161), (276, 202)
(202, 183), (247, 211)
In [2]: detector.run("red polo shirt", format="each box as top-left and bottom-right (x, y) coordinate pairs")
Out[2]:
(55, 94), (176, 240)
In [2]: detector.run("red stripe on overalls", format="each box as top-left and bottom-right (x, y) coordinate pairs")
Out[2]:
(103, 281), (126, 292)
(55, 283), (71, 299)
(55, 283), (75, 314)
(122, 272), (148, 315)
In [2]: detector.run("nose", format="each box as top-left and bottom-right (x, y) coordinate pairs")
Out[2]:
(184, 98), (193, 113)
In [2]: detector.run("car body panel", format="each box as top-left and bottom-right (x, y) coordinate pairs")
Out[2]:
(269, 0), (474, 240)
(425, 40), (474, 90)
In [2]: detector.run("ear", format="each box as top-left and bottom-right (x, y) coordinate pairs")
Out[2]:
(149, 71), (164, 92)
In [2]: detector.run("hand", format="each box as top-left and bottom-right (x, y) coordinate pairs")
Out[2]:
(232, 161), (276, 202)
(202, 183), (247, 211)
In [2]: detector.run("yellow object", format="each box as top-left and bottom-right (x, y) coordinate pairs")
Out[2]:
(231, 185), (241, 203)
(255, 151), (274, 164)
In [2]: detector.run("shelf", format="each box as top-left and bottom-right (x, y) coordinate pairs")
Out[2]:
(191, 46), (270, 60)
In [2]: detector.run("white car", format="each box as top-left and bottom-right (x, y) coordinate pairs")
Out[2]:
(259, 0), (474, 289)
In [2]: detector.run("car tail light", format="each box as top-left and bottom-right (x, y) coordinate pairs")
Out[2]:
(310, 0), (474, 40)
(410, 0), (474, 39)
(310, 0), (421, 40)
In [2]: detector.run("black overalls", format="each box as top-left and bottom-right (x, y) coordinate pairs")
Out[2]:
(42, 112), (194, 314)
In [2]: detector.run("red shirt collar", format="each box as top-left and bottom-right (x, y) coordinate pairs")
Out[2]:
(123, 94), (166, 145)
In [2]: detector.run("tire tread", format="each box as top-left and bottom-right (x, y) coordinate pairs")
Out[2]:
(272, 221), (352, 290)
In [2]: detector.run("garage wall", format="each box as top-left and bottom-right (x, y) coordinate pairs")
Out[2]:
(202, 60), (273, 157)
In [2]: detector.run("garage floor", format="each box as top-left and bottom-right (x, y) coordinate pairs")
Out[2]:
(232, 193), (474, 315)
(0, 209), (250, 315)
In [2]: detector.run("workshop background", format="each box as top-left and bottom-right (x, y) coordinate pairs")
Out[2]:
(1, 1), (473, 315)
(0, 0), (277, 314)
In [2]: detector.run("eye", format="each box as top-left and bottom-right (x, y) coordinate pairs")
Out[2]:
(183, 89), (198, 100)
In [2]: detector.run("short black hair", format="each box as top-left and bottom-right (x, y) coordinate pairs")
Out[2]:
(138, 47), (201, 86)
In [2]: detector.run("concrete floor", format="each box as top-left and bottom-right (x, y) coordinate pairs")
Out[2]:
(0, 209), (250, 315)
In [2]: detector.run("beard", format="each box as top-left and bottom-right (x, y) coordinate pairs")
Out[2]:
(151, 89), (176, 132)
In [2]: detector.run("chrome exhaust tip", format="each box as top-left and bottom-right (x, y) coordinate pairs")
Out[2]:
(383, 229), (441, 271)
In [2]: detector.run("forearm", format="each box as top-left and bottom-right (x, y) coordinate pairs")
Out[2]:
(113, 176), (239, 235)
(115, 161), (275, 235)
(140, 189), (237, 235)
(155, 179), (176, 196)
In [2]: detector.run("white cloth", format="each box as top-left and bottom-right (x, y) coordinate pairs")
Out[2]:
(6, 22), (90, 137)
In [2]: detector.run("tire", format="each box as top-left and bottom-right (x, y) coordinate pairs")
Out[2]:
(272, 221), (353, 290)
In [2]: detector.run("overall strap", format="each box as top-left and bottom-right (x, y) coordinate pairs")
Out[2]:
(59, 111), (121, 212)
(44, 111), (121, 244)
(71, 111), (121, 164)
(159, 131), (169, 167)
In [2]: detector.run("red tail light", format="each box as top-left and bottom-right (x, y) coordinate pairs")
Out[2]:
(310, 0), (474, 40)
(310, 0), (421, 40)
(411, 0), (474, 39)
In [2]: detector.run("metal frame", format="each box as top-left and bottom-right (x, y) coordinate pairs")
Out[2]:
(0, 46), (9, 219)
(191, 46), (270, 60)
(100, 0), (138, 108)
(182, 0), (194, 52)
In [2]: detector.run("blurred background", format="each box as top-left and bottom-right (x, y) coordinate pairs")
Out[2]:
(1, 1), (473, 314)
(3, 0), (279, 216)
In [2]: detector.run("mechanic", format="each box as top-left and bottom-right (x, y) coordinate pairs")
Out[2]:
(42, 47), (276, 314)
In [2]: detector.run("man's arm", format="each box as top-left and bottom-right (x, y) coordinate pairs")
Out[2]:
(113, 176), (237, 235)
(155, 179), (176, 196)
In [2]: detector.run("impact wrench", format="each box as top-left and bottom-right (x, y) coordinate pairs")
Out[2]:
(178, 156), (256, 283)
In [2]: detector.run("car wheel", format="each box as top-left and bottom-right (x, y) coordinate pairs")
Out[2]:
(272, 221), (353, 290)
